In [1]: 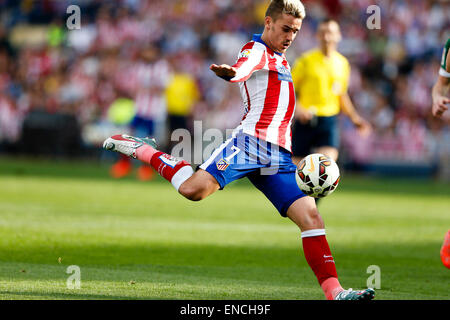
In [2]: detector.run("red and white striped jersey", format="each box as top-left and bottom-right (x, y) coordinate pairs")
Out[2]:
(227, 34), (296, 152)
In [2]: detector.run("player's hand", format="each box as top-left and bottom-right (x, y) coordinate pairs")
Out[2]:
(353, 117), (372, 137)
(432, 95), (450, 118)
(295, 108), (314, 124)
(210, 64), (237, 78)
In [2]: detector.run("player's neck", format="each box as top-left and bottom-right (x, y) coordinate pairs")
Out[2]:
(261, 32), (280, 55)
(320, 45), (336, 57)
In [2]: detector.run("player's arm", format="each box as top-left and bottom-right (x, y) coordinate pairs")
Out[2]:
(210, 44), (266, 82)
(338, 60), (371, 136)
(210, 64), (237, 79)
(432, 76), (450, 117)
(431, 48), (450, 118)
(339, 92), (372, 136)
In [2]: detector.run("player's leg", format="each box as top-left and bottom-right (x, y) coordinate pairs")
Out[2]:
(178, 169), (220, 201)
(249, 167), (374, 300)
(250, 171), (342, 300)
(103, 134), (220, 201)
(285, 197), (343, 299)
(180, 131), (262, 201)
(286, 196), (324, 230)
(286, 197), (374, 300)
(441, 230), (450, 269)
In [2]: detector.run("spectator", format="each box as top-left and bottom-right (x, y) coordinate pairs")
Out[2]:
(0, 0), (447, 178)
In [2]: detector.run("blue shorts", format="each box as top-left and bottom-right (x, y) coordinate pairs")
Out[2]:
(199, 131), (307, 217)
(291, 115), (339, 157)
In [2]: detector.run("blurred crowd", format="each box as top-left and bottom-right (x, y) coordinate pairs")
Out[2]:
(0, 0), (449, 174)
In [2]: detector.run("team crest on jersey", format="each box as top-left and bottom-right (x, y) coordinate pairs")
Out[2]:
(216, 159), (229, 171)
(276, 65), (293, 82)
(238, 49), (251, 59)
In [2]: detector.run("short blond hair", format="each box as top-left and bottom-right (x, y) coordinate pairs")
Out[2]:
(266, 0), (306, 21)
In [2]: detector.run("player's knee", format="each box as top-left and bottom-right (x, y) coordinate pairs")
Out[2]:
(299, 208), (324, 230)
(307, 206), (323, 225)
(287, 197), (324, 230)
(178, 183), (205, 202)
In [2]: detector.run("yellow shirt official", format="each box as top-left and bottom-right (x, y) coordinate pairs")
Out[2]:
(165, 73), (200, 116)
(291, 49), (350, 117)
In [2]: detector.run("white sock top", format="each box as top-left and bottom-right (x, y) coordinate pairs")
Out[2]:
(301, 229), (326, 238)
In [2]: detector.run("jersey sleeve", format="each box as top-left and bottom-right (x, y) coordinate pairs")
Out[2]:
(439, 38), (450, 78)
(227, 42), (267, 83)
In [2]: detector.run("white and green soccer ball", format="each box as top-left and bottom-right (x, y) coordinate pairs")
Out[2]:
(295, 153), (340, 198)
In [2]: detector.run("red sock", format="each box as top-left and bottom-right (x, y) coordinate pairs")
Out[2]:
(135, 145), (193, 190)
(301, 229), (343, 300)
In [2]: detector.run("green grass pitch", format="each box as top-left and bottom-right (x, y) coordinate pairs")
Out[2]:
(0, 157), (448, 300)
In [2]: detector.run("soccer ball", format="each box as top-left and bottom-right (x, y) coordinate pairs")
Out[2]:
(295, 153), (340, 198)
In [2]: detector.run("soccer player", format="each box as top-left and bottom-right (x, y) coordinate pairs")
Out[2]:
(431, 38), (450, 118)
(103, 0), (374, 300)
(290, 19), (371, 166)
(431, 37), (450, 268)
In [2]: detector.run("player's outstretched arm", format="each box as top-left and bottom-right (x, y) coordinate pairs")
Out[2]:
(210, 64), (237, 79)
